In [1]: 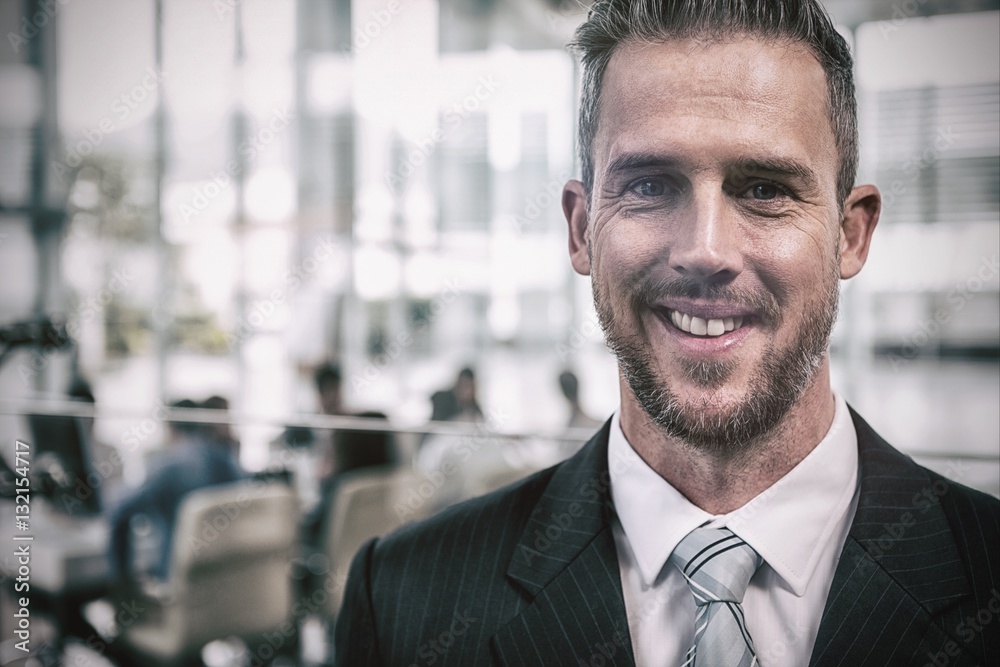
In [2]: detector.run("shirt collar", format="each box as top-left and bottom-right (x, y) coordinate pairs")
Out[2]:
(608, 394), (859, 596)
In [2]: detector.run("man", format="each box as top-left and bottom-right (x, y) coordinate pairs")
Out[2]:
(316, 361), (347, 417)
(202, 394), (241, 459)
(108, 399), (243, 584)
(429, 366), (485, 424)
(559, 369), (603, 431)
(335, 1), (999, 665)
(303, 362), (398, 545)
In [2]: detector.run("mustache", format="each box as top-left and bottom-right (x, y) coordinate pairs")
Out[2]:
(626, 274), (782, 325)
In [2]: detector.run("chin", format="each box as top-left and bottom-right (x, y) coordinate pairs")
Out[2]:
(648, 394), (784, 456)
(621, 348), (814, 454)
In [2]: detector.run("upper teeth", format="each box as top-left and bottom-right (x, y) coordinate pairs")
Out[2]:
(669, 310), (744, 337)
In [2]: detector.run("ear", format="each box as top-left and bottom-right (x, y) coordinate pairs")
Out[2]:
(839, 184), (881, 280)
(564, 179), (591, 276)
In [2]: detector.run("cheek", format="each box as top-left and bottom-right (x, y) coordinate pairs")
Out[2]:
(593, 220), (664, 282)
(745, 216), (837, 294)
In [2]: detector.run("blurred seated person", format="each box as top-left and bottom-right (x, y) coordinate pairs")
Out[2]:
(418, 368), (502, 508)
(201, 394), (240, 460)
(108, 399), (244, 589)
(328, 411), (398, 477)
(69, 376), (126, 501)
(302, 411), (397, 549)
(429, 366), (483, 424)
(315, 361), (346, 417)
(557, 370), (603, 458)
(558, 369), (603, 430)
(271, 362), (350, 517)
(302, 364), (397, 544)
(313, 360), (354, 473)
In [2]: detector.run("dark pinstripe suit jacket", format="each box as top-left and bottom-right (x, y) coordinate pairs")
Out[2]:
(335, 409), (999, 666)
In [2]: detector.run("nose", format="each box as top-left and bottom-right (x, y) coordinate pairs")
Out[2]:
(668, 187), (743, 282)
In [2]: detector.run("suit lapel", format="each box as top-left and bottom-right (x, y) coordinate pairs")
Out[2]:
(491, 422), (636, 666)
(810, 409), (976, 667)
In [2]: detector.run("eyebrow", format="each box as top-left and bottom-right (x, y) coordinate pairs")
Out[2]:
(734, 158), (819, 191)
(602, 152), (821, 192)
(604, 152), (683, 177)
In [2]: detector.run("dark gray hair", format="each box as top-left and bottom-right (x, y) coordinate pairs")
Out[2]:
(570, 0), (858, 204)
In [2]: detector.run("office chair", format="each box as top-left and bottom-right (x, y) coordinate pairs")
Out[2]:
(114, 481), (299, 666)
(319, 467), (430, 621)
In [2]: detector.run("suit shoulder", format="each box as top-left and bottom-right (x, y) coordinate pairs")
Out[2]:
(854, 408), (998, 526)
(931, 468), (999, 508)
(879, 442), (1000, 543)
(923, 465), (1000, 542)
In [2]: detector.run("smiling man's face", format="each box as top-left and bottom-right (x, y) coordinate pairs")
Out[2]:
(568, 37), (851, 454)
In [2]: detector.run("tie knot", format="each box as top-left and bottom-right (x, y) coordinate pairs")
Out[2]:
(669, 527), (762, 605)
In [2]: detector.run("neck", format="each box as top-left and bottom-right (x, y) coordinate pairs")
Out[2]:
(619, 361), (836, 515)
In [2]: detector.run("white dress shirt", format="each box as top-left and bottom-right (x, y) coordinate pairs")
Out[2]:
(609, 394), (860, 667)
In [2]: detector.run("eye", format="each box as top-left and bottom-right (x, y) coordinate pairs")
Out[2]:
(630, 179), (667, 197)
(745, 182), (782, 200)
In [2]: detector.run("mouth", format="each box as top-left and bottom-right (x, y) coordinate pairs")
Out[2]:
(659, 306), (753, 338)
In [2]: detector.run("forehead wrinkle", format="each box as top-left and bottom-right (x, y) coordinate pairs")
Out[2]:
(609, 35), (827, 98)
(600, 63), (825, 139)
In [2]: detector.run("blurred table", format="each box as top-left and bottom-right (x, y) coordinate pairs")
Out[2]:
(0, 499), (110, 659)
(0, 500), (110, 596)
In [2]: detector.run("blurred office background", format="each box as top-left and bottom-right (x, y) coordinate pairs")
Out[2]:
(0, 0), (997, 665)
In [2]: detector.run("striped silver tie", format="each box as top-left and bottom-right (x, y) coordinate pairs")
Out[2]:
(669, 527), (763, 667)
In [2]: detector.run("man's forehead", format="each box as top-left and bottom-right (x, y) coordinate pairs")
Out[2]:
(594, 35), (837, 180)
(602, 35), (828, 114)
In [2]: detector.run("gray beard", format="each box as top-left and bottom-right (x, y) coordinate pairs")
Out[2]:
(593, 263), (840, 457)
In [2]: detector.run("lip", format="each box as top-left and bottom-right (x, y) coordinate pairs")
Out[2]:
(651, 306), (755, 354)
(654, 299), (755, 321)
